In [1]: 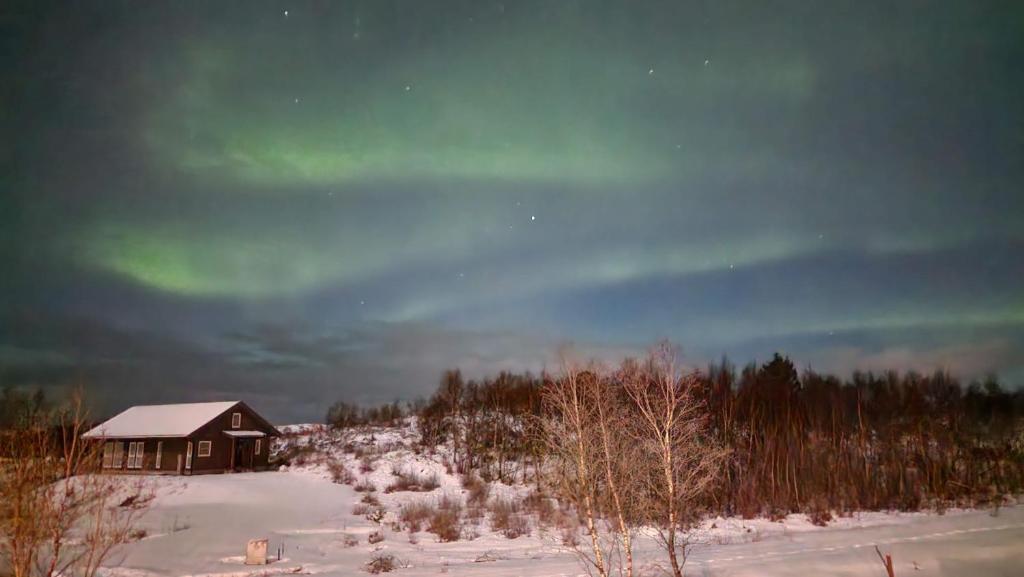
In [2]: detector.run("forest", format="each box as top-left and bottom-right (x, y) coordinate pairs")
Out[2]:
(390, 350), (1024, 519)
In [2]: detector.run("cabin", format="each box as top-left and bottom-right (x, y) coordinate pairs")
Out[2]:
(82, 401), (280, 475)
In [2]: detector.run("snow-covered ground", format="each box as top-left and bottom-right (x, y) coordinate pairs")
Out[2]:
(102, 421), (1024, 577)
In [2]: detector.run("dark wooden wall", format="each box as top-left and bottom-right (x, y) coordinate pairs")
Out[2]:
(96, 402), (277, 475)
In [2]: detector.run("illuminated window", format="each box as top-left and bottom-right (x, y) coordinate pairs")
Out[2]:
(127, 441), (144, 469)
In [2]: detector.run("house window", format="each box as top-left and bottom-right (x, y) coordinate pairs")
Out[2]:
(155, 441), (163, 469)
(127, 441), (144, 469)
(185, 442), (193, 469)
(255, 439), (261, 455)
(112, 441), (124, 468)
(197, 440), (212, 457)
(231, 412), (241, 428)
(102, 442), (114, 468)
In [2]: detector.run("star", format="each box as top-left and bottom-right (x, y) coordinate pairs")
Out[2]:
(294, 98), (300, 104)
(530, 215), (536, 221)
(704, 59), (710, 66)
(283, 10), (289, 17)
(404, 85), (411, 92)
(648, 68), (655, 75)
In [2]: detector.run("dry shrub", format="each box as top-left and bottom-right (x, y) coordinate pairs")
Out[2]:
(464, 505), (484, 525)
(523, 490), (556, 525)
(561, 525), (579, 547)
(367, 553), (395, 573)
(385, 468), (440, 493)
(399, 501), (435, 533)
(368, 530), (385, 545)
(487, 498), (517, 530)
(361, 492), (380, 506)
(327, 460), (355, 485)
(354, 479), (376, 493)
(462, 473), (489, 506)
(488, 498), (529, 538)
(359, 456), (376, 473)
(427, 495), (463, 542)
(428, 509), (461, 542)
(809, 506), (833, 527)
(342, 533), (359, 548)
(503, 514), (530, 539)
(366, 507), (386, 523)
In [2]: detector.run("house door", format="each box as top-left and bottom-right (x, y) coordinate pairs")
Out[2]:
(234, 439), (254, 470)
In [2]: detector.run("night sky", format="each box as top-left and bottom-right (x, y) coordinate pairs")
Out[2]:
(3, 1), (1023, 422)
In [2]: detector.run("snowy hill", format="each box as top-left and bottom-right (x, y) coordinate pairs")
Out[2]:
(103, 419), (1024, 577)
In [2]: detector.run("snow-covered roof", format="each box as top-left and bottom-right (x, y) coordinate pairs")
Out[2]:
(223, 430), (266, 438)
(83, 401), (240, 439)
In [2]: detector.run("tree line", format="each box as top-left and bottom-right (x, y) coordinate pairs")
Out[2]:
(404, 346), (1023, 576)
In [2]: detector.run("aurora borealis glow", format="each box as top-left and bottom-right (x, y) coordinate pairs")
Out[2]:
(3, 1), (1023, 421)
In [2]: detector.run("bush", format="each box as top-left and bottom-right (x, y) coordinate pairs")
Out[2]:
(361, 492), (380, 506)
(427, 495), (463, 542)
(366, 553), (395, 573)
(368, 530), (385, 545)
(428, 508), (461, 542)
(342, 533), (359, 547)
(488, 498), (517, 530)
(399, 501), (435, 533)
(809, 507), (833, 527)
(359, 456), (376, 473)
(353, 502), (385, 523)
(354, 479), (376, 493)
(489, 498), (529, 538)
(462, 473), (490, 506)
(502, 513), (530, 538)
(385, 468), (440, 493)
(272, 442), (316, 467)
(523, 490), (556, 525)
(328, 460), (355, 485)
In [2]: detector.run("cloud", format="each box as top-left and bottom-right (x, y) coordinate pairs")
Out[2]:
(808, 340), (1021, 381)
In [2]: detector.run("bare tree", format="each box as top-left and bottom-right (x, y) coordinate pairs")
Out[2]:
(623, 344), (727, 577)
(538, 357), (609, 577)
(589, 371), (641, 577)
(0, 390), (152, 577)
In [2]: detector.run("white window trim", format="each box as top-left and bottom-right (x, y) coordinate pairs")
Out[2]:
(155, 441), (163, 469)
(102, 442), (114, 468)
(255, 439), (261, 455)
(185, 442), (193, 469)
(231, 412), (241, 429)
(112, 441), (124, 468)
(197, 440), (212, 457)
(126, 441), (144, 469)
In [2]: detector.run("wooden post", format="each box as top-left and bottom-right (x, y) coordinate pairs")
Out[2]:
(230, 437), (236, 471)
